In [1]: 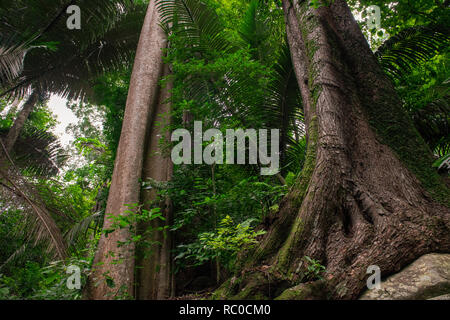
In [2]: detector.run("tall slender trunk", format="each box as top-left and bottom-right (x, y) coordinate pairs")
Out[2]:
(88, 0), (167, 300)
(136, 63), (174, 300)
(217, 0), (449, 300)
(4, 89), (39, 153)
(3, 96), (20, 116)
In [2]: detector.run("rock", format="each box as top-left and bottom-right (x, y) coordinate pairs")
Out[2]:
(359, 253), (450, 300)
(428, 294), (450, 300)
(275, 281), (328, 300)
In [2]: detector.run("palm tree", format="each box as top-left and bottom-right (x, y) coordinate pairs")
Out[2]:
(0, 0), (144, 151)
(0, 0), (146, 273)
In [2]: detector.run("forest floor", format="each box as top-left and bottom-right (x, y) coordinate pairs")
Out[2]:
(170, 289), (215, 300)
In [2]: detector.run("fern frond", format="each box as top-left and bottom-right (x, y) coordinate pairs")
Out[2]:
(0, 138), (67, 260)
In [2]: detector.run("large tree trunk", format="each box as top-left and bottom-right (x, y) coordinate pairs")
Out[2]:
(216, 0), (450, 300)
(4, 89), (39, 153)
(136, 63), (174, 300)
(88, 0), (167, 300)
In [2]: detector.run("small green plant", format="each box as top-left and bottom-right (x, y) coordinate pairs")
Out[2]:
(0, 274), (12, 300)
(303, 256), (326, 281)
(175, 216), (266, 273)
(433, 153), (450, 172)
(309, 0), (334, 9)
(92, 203), (170, 299)
(0, 257), (91, 300)
(104, 203), (168, 257)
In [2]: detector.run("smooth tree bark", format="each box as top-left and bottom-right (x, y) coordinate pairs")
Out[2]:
(4, 96), (20, 120)
(88, 0), (167, 299)
(136, 63), (174, 300)
(216, 0), (450, 300)
(4, 89), (39, 153)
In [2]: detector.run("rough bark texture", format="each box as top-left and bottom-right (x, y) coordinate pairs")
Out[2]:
(5, 89), (39, 153)
(136, 63), (174, 300)
(215, 0), (450, 300)
(88, 0), (167, 300)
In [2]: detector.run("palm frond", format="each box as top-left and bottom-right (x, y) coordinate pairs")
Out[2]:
(375, 25), (450, 79)
(262, 43), (304, 170)
(411, 92), (450, 156)
(0, 126), (67, 177)
(0, 33), (31, 88)
(64, 212), (102, 248)
(0, 0), (143, 100)
(238, 0), (261, 47)
(0, 173), (67, 260)
(0, 244), (27, 272)
(0, 138), (67, 260)
(284, 135), (307, 174)
(238, 0), (270, 59)
(157, 0), (232, 53)
(14, 128), (68, 177)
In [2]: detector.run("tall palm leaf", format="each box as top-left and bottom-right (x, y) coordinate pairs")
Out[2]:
(157, 0), (232, 53)
(375, 25), (449, 156)
(0, 139), (67, 260)
(0, 33), (34, 89)
(375, 24), (450, 79)
(0, 1), (146, 152)
(1, 1), (145, 100)
(0, 0), (140, 267)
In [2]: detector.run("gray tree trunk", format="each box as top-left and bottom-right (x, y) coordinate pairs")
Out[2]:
(88, 0), (167, 300)
(5, 89), (39, 153)
(136, 63), (174, 300)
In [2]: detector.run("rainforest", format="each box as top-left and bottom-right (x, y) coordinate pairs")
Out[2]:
(0, 0), (449, 303)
